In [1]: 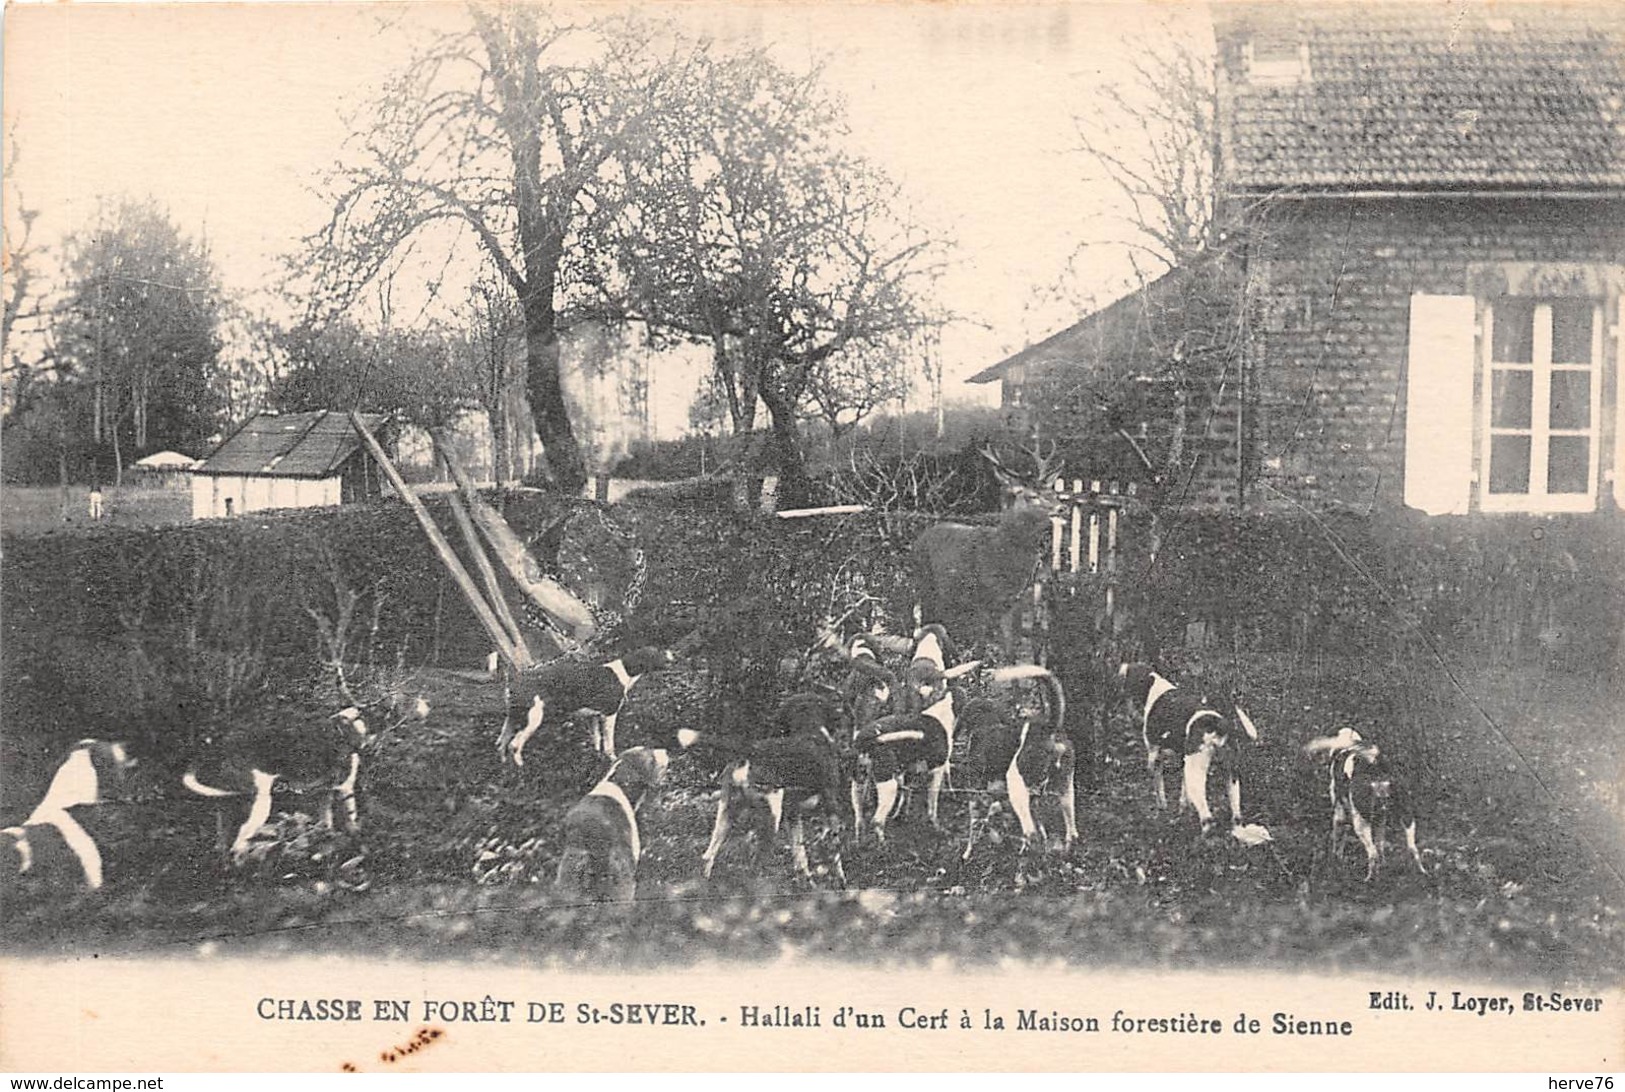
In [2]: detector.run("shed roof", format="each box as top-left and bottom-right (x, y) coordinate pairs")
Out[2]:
(193, 410), (388, 479)
(1216, 2), (1625, 191)
(134, 450), (198, 470)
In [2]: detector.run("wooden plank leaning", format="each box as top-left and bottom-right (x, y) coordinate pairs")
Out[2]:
(436, 447), (526, 655)
(431, 429), (598, 643)
(349, 411), (533, 671)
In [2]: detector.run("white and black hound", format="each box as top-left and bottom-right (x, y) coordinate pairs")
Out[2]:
(900, 624), (981, 713)
(840, 635), (898, 733)
(852, 690), (956, 841)
(1118, 663), (1260, 834)
(498, 646), (675, 765)
(1305, 728), (1426, 881)
(182, 707), (369, 863)
(680, 693), (850, 884)
(958, 665), (1075, 858)
(2, 739), (138, 891)
(554, 746), (670, 902)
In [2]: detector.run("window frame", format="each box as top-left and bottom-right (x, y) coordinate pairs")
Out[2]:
(1244, 36), (1311, 85)
(1478, 297), (1605, 513)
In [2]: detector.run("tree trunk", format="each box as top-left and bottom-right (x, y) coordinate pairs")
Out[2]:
(491, 397), (510, 486)
(510, 387), (538, 481)
(513, 236), (586, 493)
(478, 7), (589, 497)
(1164, 383), (1189, 483)
(760, 381), (812, 510)
(56, 432), (68, 523)
(523, 319), (585, 492)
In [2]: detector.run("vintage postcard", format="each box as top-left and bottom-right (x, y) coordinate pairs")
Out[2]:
(2, 0), (1622, 1074)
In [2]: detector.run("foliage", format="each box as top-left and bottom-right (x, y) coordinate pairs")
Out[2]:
(609, 432), (749, 482)
(836, 404), (1010, 458)
(1106, 507), (1625, 673)
(270, 318), (477, 428)
(0, 501), (477, 787)
(42, 198), (225, 480)
(3, 496), (1622, 981)
(821, 445), (1001, 516)
(603, 496), (922, 732)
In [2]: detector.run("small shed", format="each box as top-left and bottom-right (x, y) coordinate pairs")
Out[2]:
(132, 450), (199, 489)
(190, 410), (390, 520)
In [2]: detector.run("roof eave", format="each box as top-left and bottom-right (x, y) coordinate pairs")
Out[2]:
(191, 469), (347, 480)
(967, 265), (1194, 385)
(1237, 182), (1625, 199)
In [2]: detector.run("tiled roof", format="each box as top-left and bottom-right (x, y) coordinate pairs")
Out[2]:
(1217, 3), (1625, 190)
(968, 270), (1185, 384)
(194, 410), (388, 478)
(969, 257), (1238, 385)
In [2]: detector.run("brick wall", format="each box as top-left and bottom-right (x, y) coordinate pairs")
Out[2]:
(1009, 261), (1249, 509)
(1244, 196), (1625, 512)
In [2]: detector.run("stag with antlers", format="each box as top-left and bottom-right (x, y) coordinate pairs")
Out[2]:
(909, 443), (1066, 662)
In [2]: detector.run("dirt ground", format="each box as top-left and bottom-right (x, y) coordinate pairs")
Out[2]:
(5, 652), (1622, 984)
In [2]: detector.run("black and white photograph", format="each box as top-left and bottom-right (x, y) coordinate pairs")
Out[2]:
(2, 0), (1622, 1074)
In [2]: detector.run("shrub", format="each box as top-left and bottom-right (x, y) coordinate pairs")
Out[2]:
(1075, 506), (1625, 674)
(0, 499), (493, 800)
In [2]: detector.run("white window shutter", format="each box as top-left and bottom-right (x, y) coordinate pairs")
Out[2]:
(1404, 293), (1477, 515)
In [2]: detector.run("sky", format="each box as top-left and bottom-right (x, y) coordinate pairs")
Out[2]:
(2, 0), (1196, 424)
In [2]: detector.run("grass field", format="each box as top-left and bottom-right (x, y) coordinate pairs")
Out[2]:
(4, 651), (1621, 982)
(1, 482), (192, 532)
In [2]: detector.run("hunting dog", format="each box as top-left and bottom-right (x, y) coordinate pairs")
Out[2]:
(768, 686), (853, 741)
(1305, 728), (1426, 881)
(1118, 663), (1260, 834)
(679, 695), (850, 884)
(554, 746), (670, 902)
(183, 706), (369, 863)
(498, 647), (675, 765)
(958, 665), (1076, 858)
(2, 739), (138, 891)
(852, 690), (956, 841)
(900, 624), (981, 712)
(905, 623), (954, 711)
(840, 635), (898, 733)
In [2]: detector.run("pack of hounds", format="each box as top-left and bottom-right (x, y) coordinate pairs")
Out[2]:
(4, 623), (1429, 901)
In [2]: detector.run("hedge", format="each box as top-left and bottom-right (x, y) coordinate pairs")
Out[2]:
(1121, 508), (1625, 673)
(4, 490), (1617, 808)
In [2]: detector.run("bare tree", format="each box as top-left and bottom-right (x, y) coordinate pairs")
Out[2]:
(2, 130), (44, 373)
(302, 6), (679, 493)
(1057, 18), (1251, 493)
(1074, 19), (1222, 271)
(802, 337), (910, 439)
(461, 269), (525, 484)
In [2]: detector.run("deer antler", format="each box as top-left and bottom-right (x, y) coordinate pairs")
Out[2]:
(1020, 440), (1064, 488)
(983, 441), (1065, 497)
